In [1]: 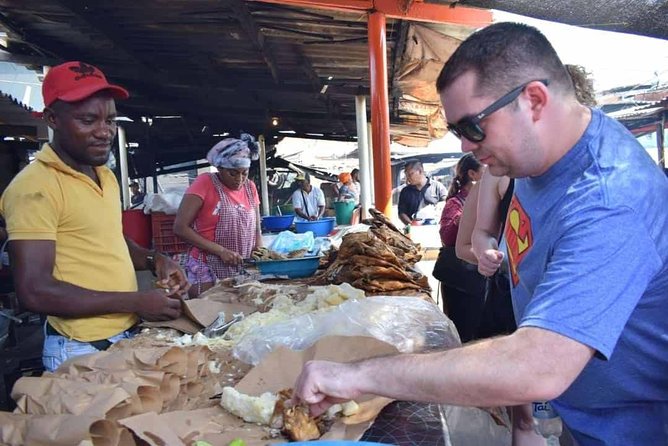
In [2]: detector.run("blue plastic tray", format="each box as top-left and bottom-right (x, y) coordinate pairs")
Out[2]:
(295, 217), (336, 237)
(262, 214), (295, 232)
(254, 255), (320, 278)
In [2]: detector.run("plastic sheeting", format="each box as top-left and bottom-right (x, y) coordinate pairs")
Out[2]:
(233, 296), (460, 365)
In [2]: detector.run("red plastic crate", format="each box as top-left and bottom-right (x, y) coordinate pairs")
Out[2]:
(151, 212), (188, 255)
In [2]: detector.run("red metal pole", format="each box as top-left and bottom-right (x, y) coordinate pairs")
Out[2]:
(368, 11), (392, 217)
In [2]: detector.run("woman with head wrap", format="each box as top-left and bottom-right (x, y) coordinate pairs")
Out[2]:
(174, 133), (262, 297)
(337, 172), (358, 202)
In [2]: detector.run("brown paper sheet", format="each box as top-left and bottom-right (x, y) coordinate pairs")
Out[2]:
(118, 411), (185, 446)
(118, 337), (399, 446)
(141, 301), (257, 334)
(0, 412), (125, 446)
(11, 376), (135, 419)
(1, 335), (395, 446)
(228, 335), (398, 444)
(142, 316), (202, 334)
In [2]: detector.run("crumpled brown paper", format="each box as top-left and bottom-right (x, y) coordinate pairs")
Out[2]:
(3, 345), (216, 445)
(223, 335), (396, 444)
(0, 412), (130, 446)
(114, 336), (399, 445)
(1, 335), (397, 445)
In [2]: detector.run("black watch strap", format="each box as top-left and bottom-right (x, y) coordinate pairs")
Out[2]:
(146, 252), (157, 275)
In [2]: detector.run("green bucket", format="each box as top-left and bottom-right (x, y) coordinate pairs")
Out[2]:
(334, 200), (356, 225)
(271, 203), (294, 216)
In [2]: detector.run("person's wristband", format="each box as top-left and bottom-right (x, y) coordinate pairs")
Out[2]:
(145, 251), (162, 276)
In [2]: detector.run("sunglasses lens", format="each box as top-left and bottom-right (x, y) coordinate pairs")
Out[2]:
(447, 124), (461, 139)
(461, 122), (485, 142)
(449, 120), (485, 142)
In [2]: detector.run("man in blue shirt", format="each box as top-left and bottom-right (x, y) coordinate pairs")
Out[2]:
(292, 22), (668, 445)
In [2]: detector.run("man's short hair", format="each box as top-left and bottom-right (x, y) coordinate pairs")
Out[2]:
(436, 22), (572, 97)
(403, 159), (423, 172)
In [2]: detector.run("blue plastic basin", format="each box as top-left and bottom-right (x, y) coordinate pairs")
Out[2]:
(254, 255), (320, 278)
(262, 215), (295, 232)
(294, 217), (336, 237)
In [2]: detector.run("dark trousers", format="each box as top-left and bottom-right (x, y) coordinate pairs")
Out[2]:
(442, 282), (485, 344)
(476, 271), (517, 339)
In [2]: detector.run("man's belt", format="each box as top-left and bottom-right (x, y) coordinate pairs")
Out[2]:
(45, 322), (112, 351)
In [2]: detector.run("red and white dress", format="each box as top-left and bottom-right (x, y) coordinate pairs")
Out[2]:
(184, 173), (259, 285)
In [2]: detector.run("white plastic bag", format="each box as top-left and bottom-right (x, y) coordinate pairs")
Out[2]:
(143, 193), (183, 215)
(269, 230), (315, 254)
(233, 296), (460, 365)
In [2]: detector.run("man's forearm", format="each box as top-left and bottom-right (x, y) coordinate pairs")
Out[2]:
(295, 209), (308, 219)
(399, 213), (412, 225)
(352, 328), (593, 407)
(18, 277), (143, 318)
(125, 236), (153, 270)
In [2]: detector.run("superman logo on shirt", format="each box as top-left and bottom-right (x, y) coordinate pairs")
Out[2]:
(504, 195), (533, 287)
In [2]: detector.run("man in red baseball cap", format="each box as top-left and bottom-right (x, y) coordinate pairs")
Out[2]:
(42, 61), (129, 107)
(0, 61), (189, 371)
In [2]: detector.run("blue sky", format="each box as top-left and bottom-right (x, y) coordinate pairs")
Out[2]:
(494, 11), (668, 91)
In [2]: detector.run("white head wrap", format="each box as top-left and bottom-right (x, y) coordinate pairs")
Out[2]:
(206, 133), (259, 169)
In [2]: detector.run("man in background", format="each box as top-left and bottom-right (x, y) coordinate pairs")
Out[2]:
(291, 173), (325, 221)
(397, 159), (447, 225)
(130, 181), (146, 207)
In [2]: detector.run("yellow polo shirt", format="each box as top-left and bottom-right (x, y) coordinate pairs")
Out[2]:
(0, 144), (138, 341)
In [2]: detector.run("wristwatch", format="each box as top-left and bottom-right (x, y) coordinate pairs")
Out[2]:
(145, 252), (157, 276)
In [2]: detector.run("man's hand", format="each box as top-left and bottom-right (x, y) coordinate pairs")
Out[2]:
(293, 360), (362, 417)
(217, 246), (243, 265)
(308, 215), (318, 221)
(136, 289), (183, 321)
(154, 253), (190, 296)
(478, 249), (504, 277)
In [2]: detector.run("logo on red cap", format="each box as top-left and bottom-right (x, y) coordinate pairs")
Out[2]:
(42, 61), (129, 108)
(68, 62), (103, 81)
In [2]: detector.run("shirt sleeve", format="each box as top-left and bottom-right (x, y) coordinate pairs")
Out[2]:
(249, 181), (260, 207)
(292, 189), (304, 210)
(316, 188), (325, 207)
(398, 187), (410, 217)
(1, 175), (61, 241)
(437, 181), (448, 201)
(185, 174), (213, 201)
(439, 197), (463, 246)
(519, 205), (661, 359)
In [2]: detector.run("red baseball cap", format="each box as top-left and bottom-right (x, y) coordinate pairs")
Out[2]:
(42, 61), (129, 108)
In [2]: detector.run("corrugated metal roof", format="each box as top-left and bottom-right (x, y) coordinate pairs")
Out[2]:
(0, 1), (484, 175)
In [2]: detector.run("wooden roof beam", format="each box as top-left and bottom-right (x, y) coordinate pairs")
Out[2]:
(293, 46), (352, 134)
(228, 0), (281, 84)
(57, 1), (268, 112)
(251, 0), (492, 26)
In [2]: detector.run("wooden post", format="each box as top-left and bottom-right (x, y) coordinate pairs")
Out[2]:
(368, 11), (392, 216)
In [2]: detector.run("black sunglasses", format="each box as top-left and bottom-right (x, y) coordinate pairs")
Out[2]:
(447, 79), (549, 142)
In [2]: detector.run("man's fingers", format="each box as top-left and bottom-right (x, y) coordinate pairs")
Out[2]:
(166, 296), (183, 309)
(308, 400), (333, 418)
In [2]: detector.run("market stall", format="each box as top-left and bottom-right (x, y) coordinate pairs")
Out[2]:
(0, 211), (510, 445)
